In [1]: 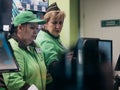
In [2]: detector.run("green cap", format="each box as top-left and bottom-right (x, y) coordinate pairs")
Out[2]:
(13, 11), (46, 26)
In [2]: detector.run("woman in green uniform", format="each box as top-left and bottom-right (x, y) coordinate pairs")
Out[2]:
(35, 2), (68, 90)
(2, 11), (47, 90)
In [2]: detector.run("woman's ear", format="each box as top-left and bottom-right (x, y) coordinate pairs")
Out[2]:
(17, 25), (23, 33)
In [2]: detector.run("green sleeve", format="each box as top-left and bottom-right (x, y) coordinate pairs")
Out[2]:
(0, 88), (6, 90)
(3, 50), (25, 90)
(41, 41), (59, 67)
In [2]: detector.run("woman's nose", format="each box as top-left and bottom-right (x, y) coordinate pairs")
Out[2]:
(56, 24), (61, 28)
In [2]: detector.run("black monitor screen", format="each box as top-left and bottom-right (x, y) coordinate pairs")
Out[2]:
(98, 40), (112, 64)
(0, 32), (19, 72)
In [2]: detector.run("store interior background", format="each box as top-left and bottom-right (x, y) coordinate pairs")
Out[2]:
(80, 0), (120, 72)
(50, 0), (120, 74)
(1, 0), (120, 84)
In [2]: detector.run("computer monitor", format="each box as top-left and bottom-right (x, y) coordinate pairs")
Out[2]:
(0, 32), (19, 73)
(71, 38), (113, 90)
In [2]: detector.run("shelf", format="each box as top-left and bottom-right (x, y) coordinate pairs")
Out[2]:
(22, 2), (48, 12)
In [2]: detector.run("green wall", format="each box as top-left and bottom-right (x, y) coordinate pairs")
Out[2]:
(49, 0), (79, 49)
(70, 0), (79, 48)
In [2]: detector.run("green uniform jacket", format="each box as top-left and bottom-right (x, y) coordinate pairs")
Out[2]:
(35, 30), (66, 67)
(3, 38), (47, 90)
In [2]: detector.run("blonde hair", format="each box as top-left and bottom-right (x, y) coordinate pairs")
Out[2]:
(44, 10), (66, 22)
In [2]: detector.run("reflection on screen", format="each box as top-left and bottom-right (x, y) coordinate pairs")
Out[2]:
(98, 40), (112, 63)
(0, 32), (19, 72)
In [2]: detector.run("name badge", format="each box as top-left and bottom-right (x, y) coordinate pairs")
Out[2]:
(35, 48), (41, 53)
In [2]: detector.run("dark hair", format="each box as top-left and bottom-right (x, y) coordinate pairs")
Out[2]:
(9, 22), (29, 34)
(9, 24), (17, 34)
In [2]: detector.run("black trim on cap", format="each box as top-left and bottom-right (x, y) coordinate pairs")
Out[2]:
(46, 2), (60, 13)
